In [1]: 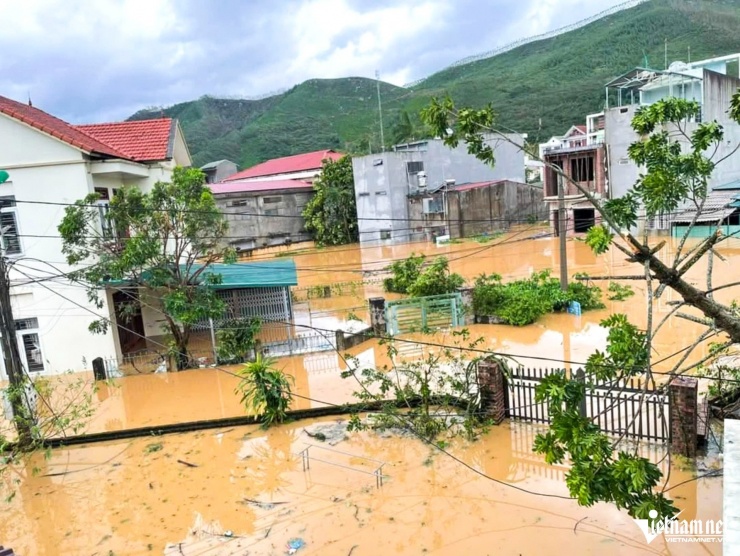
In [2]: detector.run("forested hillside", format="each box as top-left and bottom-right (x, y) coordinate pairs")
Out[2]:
(129, 0), (740, 169)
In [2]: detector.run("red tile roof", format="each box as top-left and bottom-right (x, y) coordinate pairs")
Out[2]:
(224, 150), (343, 181)
(0, 95), (175, 162)
(574, 125), (587, 132)
(209, 179), (314, 195)
(75, 119), (174, 162)
(0, 95), (129, 158)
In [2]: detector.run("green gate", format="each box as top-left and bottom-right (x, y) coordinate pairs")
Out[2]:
(385, 293), (464, 336)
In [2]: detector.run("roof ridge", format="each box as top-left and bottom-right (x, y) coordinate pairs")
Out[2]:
(0, 95), (131, 159)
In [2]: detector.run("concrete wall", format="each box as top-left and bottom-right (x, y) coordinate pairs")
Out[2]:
(203, 161), (238, 183)
(215, 188), (314, 251)
(353, 134), (525, 245)
(352, 152), (412, 244)
(604, 104), (640, 201)
(446, 181), (546, 239)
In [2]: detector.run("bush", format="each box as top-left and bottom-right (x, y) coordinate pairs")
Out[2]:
(216, 318), (261, 364)
(385, 254), (464, 297)
(385, 253), (426, 293)
(472, 270), (604, 326)
(407, 257), (464, 297)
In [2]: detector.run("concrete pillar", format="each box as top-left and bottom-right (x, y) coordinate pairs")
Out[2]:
(335, 329), (346, 352)
(457, 287), (473, 325)
(477, 359), (507, 424)
(369, 297), (386, 336)
(669, 376), (698, 458)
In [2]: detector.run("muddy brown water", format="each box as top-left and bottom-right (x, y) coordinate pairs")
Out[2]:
(0, 231), (735, 553)
(0, 418), (722, 555)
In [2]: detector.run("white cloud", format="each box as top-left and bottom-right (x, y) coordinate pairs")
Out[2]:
(0, 0), (630, 121)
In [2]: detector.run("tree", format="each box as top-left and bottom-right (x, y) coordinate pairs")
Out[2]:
(58, 167), (234, 369)
(391, 111), (414, 145)
(235, 354), (293, 428)
(302, 155), (359, 246)
(420, 93), (740, 519)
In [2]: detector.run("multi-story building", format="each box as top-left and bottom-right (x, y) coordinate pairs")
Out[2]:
(604, 53), (740, 232)
(352, 134), (531, 244)
(0, 95), (191, 376)
(541, 113), (606, 236)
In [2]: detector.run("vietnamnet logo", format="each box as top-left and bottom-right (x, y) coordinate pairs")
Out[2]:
(634, 510), (723, 544)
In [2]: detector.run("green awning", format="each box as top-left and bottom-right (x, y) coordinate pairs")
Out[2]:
(107, 259), (298, 289)
(197, 260), (297, 289)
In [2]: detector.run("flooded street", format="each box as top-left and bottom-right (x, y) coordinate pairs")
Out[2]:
(0, 231), (735, 554)
(60, 231), (739, 434)
(0, 418), (723, 555)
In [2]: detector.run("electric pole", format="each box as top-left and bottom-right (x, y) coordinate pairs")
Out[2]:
(558, 171), (568, 291)
(0, 169), (32, 445)
(375, 70), (385, 151)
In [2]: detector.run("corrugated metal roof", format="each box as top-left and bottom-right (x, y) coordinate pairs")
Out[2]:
(712, 179), (740, 191)
(109, 260), (298, 289)
(195, 261), (298, 288)
(223, 150), (343, 181)
(209, 179), (313, 195)
(672, 190), (739, 223)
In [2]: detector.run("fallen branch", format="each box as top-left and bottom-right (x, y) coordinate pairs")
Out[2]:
(177, 459), (198, 468)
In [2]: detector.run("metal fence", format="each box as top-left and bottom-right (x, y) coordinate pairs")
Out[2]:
(506, 366), (670, 442)
(385, 293), (463, 336)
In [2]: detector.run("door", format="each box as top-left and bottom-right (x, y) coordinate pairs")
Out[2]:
(573, 209), (595, 233)
(113, 290), (146, 354)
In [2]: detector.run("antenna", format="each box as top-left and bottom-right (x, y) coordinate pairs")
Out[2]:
(688, 46), (691, 63)
(375, 70), (385, 152)
(664, 38), (668, 70)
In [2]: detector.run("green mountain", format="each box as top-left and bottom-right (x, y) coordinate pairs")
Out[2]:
(129, 0), (740, 169)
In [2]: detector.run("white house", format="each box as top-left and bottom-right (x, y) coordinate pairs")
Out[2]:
(0, 95), (191, 378)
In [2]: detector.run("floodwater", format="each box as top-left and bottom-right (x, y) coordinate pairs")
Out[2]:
(0, 417), (723, 555)
(0, 231), (735, 553)
(3, 230), (736, 435)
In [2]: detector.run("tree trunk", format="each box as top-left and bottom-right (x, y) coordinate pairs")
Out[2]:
(628, 235), (740, 344)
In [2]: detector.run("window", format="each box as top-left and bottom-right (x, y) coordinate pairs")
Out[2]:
(422, 197), (444, 214)
(570, 156), (595, 182)
(21, 332), (44, 372)
(262, 196), (283, 204)
(406, 161), (424, 175)
(94, 187), (110, 201)
(15, 318), (39, 331)
(380, 229), (392, 240)
(375, 191), (387, 196)
(264, 208), (278, 216)
(10, 318), (44, 373)
(228, 199), (248, 207)
(0, 196), (20, 255)
(728, 211), (740, 226)
(358, 192), (370, 197)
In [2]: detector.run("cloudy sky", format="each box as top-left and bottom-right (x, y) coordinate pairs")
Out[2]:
(0, 0), (627, 123)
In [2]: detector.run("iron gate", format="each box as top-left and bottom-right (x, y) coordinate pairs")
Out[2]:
(506, 367), (670, 442)
(385, 293), (463, 336)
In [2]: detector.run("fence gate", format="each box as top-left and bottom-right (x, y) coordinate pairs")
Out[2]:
(506, 367), (670, 442)
(385, 293), (463, 336)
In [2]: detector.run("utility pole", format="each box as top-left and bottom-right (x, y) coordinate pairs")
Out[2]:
(0, 169), (32, 445)
(375, 70), (385, 152)
(558, 172), (568, 291)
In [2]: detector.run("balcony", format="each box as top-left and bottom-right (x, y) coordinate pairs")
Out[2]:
(543, 141), (603, 156)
